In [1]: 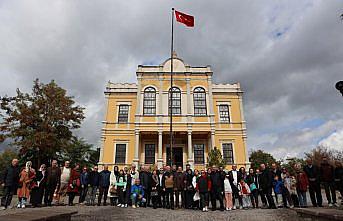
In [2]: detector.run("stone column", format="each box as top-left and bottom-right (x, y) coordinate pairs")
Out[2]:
(157, 131), (163, 168)
(211, 131), (215, 149)
(133, 130), (140, 166)
(187, 131), (193, 167)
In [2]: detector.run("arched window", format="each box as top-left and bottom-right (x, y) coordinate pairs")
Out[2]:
(169, 87), (181, 115)
(193, 87), (207, 116)
(143, 87), (156, 115)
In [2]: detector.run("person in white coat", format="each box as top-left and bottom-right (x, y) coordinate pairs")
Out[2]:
(224, 174), (233, 211)
(108, 169), (118, 206)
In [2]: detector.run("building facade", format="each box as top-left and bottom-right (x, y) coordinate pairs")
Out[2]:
(99, 54), (248, 169)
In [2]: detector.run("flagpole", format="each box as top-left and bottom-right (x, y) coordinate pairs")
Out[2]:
(169, 8), (174, 167)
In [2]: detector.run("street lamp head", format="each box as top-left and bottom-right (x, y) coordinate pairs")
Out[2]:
(335, 81), (343, 96)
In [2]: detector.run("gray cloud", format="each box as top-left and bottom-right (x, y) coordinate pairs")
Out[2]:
(0, 0), (342, 159)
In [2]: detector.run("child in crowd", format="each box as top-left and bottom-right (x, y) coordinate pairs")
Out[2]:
(224, 174), (233, 211)
(131, 178), (145, 208)
(238, 178), (251, 209)
(273, 175), (283, 208)
(282, 172), (294, 208)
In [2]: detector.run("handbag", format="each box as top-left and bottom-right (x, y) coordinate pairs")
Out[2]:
(250, 183), (257, 191)
(110, 186), (117, 194)
(193, 192), (200, 201)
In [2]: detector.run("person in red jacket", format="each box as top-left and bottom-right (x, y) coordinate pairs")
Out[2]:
(196, 170), (212, 212)
(67, 164), (81, 206)
(295, 164), (309, 208)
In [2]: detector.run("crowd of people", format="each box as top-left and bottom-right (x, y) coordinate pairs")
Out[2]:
(1, 156), (343, 212)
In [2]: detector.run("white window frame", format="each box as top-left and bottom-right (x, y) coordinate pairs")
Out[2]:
(220, 141), (235, 165)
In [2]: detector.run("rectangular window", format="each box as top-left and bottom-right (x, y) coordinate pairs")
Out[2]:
(219, 105), (230, 122)
(118, 105), (129, 123)
(115, 144), (126, 164)
(222, 143), (234, 164)
(194, 144), (205, 164)
(145, 144), (155, 164)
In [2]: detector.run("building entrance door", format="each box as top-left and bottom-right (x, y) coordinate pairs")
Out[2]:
(166, 147), (183, 168)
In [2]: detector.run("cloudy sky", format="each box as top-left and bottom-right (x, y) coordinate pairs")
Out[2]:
(0, 0), (342, 159)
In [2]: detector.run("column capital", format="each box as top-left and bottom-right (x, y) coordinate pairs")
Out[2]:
(158, 131), (163, 135)
(135, 130), (140, 135)
(187, 131), (192, 136)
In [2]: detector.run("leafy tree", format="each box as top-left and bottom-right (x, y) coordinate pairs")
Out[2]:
(249, 149), (276, 170)
(207, 147), (226, 168)
(0, 79), (84, 166)
(56, 137), (99, 168)
(304, 145), (343, 166)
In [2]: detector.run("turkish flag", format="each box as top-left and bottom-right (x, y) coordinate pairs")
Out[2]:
(175, 10), (194, 27)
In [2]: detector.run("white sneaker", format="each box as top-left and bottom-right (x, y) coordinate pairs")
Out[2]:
(202, 208), (206, 212)
(239, 206), (243, 209)
(329, 203), (333, 207)
(226, 208), (229, 211)
(121, 204), (125, 208)
(0, 207), (6, 210)
(117, 204), (122, 207)
(290, 205), (294, 208)
(125, 204), (128, 207)
(21, 204), (25, 209)
(205, 206), (208, 212)
(132, 205), (136, 208)
(228, 208), (232, 211)
(232, 206), (236, 210)
(334, 203), (339, 207)
(17, 204), (21, 208)
(136, 204), (139, 208)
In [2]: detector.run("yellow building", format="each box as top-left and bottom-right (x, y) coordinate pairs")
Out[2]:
(99, 53), (249, 170)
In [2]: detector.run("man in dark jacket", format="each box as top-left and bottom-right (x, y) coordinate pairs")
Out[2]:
(259, 164), (276, 209)
(210, 166), (225, 211)
(87, 165), (99, 206)
(303, 158), (322, 207)
(320, 157), (337, 206)
(1, 158), (19, 209)
(98, 165), (111, 206)
(174, 166), (186, 209)
(79, 166), (89, 204)
(162, 166), (174, 209)
(139, 166), (152, 207)
(44, 159), (61, 206)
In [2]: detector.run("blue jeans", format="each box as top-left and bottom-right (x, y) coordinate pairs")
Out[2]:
(297, 190), (307, 207)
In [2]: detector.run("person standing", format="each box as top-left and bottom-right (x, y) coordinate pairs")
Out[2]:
(320, 156), (337, 207)
(295, 164), (309, 208)
(116, 169), (127, 207)
(17, 161), (35, 208)
(30, 164), (47, 207)
(238, 178), (251, 209)
(273, 175), (284, 208)
(270, 163), (282, 205)
(174, 166), (186, 209)
(79, 166), (89, 204)
(140, 166), (151, 207)
(151, 169), (160, 209)
(67, 164), (81, 206)
(210, 166), (225, 211)
(98, 165), (111, 206)
(1, 158), (20, 210)
(255, 168), (267, 208)
(259, 163), (276, 209)
(108, 167), (118, 206)
(246, 168), (259, 208)
(158, 167), (165, 208)
(192, 169), (200, 210)
(58, 161), (71, 205)
(303, 158), (322, 207)
(224, 174), (233, 211)
(162, 166), (174, 210)
(184, 168), (194, 209)
(86, 165), (99, 206)
(44, 160), (61, 206)
(196, 170), (211, 212)
(228, 164), (242, 209)
(334, 161), (343, 205)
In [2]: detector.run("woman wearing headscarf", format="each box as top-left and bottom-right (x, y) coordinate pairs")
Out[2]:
(17, 161), (36, 208)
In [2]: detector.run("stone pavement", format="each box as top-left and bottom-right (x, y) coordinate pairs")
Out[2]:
(71, 206), (299, 221)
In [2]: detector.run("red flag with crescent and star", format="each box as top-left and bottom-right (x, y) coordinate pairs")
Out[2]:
(175, 10), (194, 27)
